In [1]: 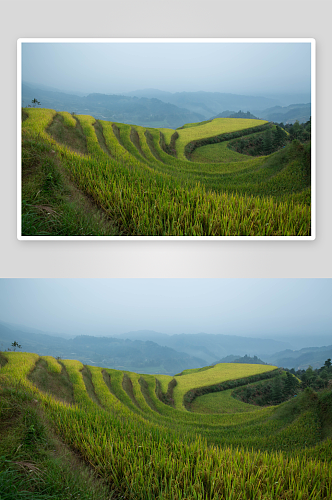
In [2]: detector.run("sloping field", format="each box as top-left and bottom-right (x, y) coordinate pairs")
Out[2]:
(172, 362), (276, 410)
(190, 140), (254, 163)
(190, 388), (260, 414)
(21, 108), (312, 236)
(175, 117), (268, 159)
(1, 352), (331, 499)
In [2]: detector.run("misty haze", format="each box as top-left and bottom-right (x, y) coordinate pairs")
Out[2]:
(1, 278), (330, 373)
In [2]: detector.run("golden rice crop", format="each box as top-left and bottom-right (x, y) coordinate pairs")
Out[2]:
(40, 355), (62, 373)
(176, 118), (268, 159)
(2, 352), (331, 499)
(0, 351), (39, 385)
(173, 363), (277, 410)
(191, 387), (264, 414)
(58, 111), (77, 127)
(21, 109), (311, 237)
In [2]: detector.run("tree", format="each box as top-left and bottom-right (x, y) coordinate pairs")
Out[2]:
(11, 341), (22, 351)
(284, 371), (299, 396)
(289, 120), (302, 140)
(28, 98), (41, 108)
(324, 358), (331, 369)
(273, 125), (287, 149)
(305, 117), (311, 133)
(271, 376), (283, 404)
(301, 366), (317, 388)
(262, 128), (273, 155)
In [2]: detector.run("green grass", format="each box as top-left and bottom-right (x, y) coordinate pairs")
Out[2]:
(21, 108), (312, 237)
(2, 352), (332, 499)
(46, 112), (88, 154)
(176, 365), (214, 376)
(0, 385), (113, 499)
(172, 363), (277, 410)
(190, 388), (263, 414)
(156, 127), (174, 144)
(176, 117), (268, 159)
(21, 134), (120, 237)
(190, 140), (252, 163)
(178, 119), (213, 129)
(28, 359), (74, 405)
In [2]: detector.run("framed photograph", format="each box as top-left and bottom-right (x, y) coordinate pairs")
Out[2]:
(18, 38), (315, 240)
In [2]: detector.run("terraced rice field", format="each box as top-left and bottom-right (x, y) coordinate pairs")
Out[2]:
(175, 118), (267, 159)
(21, 109), (312, 237)
(190, 388), (260, 414)
(1, 352), (331, 499)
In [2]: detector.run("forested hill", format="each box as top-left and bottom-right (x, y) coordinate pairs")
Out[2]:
(211, 110), (259, 119)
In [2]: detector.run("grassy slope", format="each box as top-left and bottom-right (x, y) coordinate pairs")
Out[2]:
(1, 352), (332, 499)
(190, 139), (256, 163)
(172, 362), (277, 410)
(0, 387), (114, 500)
(176, 117), (268, 159)
(190, 388), (263, 414)
(21, 109), (311, 237)
(22, 111), (121, 237)
(157, 127), (174, 144)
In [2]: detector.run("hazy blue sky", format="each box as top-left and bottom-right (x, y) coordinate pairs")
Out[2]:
(0, 279), (330, 338)
(21, 41), (311, 96)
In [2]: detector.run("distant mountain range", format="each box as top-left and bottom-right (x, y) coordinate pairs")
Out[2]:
(22, 83), (204, 129)
(22, 83), (311, 128)
(211, 104), (310, 124)
(254, 103), (311, 124)
(113, 330), (291, 364)
(2, 319), (327, 373)
(123, 88), (280, 119)
(0, 323), (207, 375)
(263, 345), (332, 370)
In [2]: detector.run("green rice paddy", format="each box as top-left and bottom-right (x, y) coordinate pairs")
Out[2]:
(1, 352), (331, 499)
(21, 109), (312, 236)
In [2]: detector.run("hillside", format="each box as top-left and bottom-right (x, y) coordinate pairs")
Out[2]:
(211, 110), (259, 120)
(1, 352), (331, 499)
(21, 108), (312, 237)
(216, 354), (267, 365)
(20, 108), (311, 237)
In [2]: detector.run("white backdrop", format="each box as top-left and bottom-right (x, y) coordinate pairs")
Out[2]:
(1, 0), (331, 278)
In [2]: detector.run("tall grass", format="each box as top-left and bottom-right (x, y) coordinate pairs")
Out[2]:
(2, 352), (332, 499)
(172, 363), (276, 410)
(21, 109), (312, 236)
(40, 356), (62, 373)
(176, 118), (267, 159)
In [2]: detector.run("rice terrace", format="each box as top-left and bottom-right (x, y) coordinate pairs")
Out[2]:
(1, 351), (331, 499)
(20, 108), (312, 237)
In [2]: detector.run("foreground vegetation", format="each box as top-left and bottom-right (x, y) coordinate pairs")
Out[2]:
(21, 109), (312, 236)
(1, 351), (331, 499)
